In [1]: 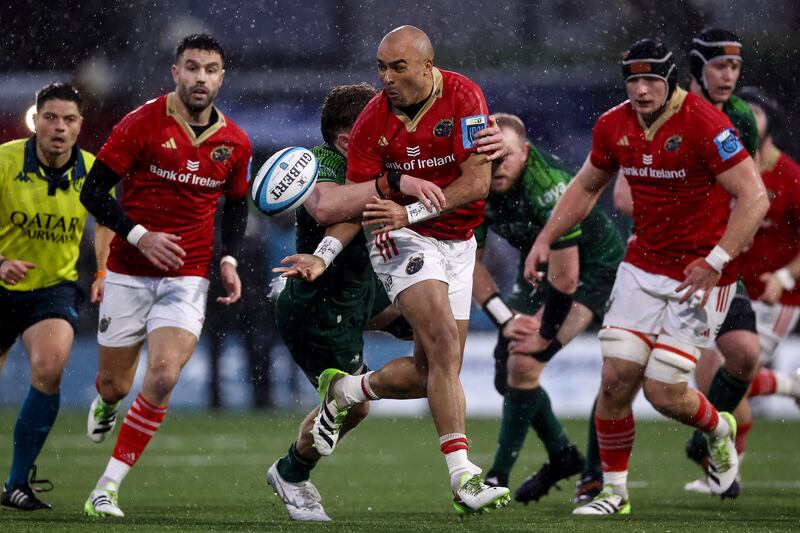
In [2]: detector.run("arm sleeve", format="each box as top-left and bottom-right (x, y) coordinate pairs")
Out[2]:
(694, 104), (750, 175)
(589, 114), (620, 173)
(452, 78), (490, 164)
(79, 159), (138, 237)
(220, 196), (248, 258)
(225, 137), (253, 200)
(346, 103), (386, 183)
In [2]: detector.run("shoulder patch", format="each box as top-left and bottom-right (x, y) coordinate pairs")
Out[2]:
(461, 115), (487, 149)
(713, 128), (743, 161)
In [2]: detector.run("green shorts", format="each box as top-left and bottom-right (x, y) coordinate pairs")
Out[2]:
(506, 263), (617, 321)
(276, 277), (375, 385)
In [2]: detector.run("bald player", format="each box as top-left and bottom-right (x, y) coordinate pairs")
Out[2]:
(282, 26), (511, 515)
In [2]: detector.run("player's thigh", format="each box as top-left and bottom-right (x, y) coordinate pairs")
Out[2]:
(602, 262), (669, 337)
(147, 275), (210, 342)
(22, 318), (74, 385)
(145, 326), (199, 372)
(663, 281), (736, 348)
(397, 279), (457, 343)
(97, 273), (158, 348)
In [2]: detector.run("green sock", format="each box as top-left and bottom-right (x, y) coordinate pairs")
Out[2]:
(707, 367), (750, 411)
(583, 398), (601, 476)
(276, 443), (317, 483)
(529, 386), (571, 458)
(490, 387), (539, 476)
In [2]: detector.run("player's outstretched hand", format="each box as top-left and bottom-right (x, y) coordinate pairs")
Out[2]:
(509, 331), (551, 356)
(502, 313), (540, 340)
(676, 257), (721, 306)
(137, 231), (186, 271)
(0, 259), (36, 286)
(363, 197), (409, 234)
(217, 260), (241, 305)
(90, 276), (105, 304)
(273, 254), (326, 282)
(524, 238), (549, 285)
(473, 115), (508, 162)
(399, 175), (446, 212)
(758, 271), (784, 305)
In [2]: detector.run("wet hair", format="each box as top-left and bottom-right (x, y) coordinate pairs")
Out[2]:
(494, 113), (526, 143)
(36, 82), (83, 113)
(176, 33), (225, 64)
(320, 84), (377, 145)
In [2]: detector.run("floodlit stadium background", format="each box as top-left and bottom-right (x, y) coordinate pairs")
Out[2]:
(2, 0), (799, 418)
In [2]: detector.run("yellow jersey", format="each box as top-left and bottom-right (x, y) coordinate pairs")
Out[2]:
(0, 137), (96, 291)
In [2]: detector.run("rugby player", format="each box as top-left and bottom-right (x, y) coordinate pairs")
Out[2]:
(528, 38), (767, 515)
(288, 25), (511, 514)
(79, 34), (253, 517)
(0, 83), (112, 511)
(470, 113), (625, 503)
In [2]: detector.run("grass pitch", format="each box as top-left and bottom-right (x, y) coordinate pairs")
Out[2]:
(0, 410), (798, 532)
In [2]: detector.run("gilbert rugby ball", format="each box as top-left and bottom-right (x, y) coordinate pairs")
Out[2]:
(251, 147), (318, 216)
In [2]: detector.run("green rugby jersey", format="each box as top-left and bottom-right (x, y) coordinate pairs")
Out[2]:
(289, 143), (373, 304)
(475, 141), (624, 271)
(724, 94), (758, 157)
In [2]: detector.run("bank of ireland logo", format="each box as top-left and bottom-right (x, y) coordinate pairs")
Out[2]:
(406, 145), (421, 157)
(642, 154), (653, 166)
(187, 160), (200, 171)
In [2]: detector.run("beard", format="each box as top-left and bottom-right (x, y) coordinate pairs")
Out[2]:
(178, 83), (216, 114)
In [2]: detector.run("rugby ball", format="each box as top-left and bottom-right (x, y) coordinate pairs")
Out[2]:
(251, 147), (318, 216)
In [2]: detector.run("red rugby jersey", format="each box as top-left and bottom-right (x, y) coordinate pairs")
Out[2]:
(591, 88), (749, 284)
(739, 147), (800, 304)
(347, 68), (489, 240)
(98, 93), (252, 278)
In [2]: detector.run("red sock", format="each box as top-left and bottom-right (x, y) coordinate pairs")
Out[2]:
(748, 368), (777, 397)
(735, 420), (753, 455)
(596, 414), (635, 473)
(688, 392), (719, 432)
(112, 393), (168, 467)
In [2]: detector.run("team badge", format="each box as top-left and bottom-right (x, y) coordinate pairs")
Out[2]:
(461, 115), (488, 149)
(664, 135), (682, 152)
(211, 145), (233, 163)
(99, 316), (111, 333)
(433, 118), (454, 138)
(406, 253), (425, 275)
(713, 129), (743, 161)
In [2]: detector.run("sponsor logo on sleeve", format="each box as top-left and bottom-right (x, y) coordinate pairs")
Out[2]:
(461, 115), (488, 149)
(713, 128), (743, 161)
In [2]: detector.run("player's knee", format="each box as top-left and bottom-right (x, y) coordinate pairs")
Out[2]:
(147, 363), (182, 396)
(717, 331), (760, 380)
(30, 356), (67, 394)
(643, 334), (699, 385)
(506, 354), (542, 388)
(642, 377), (685, 414)
(419, 323), (461, 368)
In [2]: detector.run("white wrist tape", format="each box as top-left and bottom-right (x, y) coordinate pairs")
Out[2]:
(484, 294), (514, 328)
(313, 236), (343, 268)
(220, 255), (238, 269)
(705, 245), (732, 273)
(775, 268), (796, 291)
(127, 224), (148, 247)
(405, 201), (440, 225)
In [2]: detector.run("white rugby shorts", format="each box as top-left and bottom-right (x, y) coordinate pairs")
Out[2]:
(603, 261), (735, 351)
(97, 270), (209, 347)
(366, 227), (476, 320)
(751, 300), (800, 364)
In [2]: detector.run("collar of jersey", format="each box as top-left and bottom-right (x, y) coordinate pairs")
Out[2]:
(23, 135), (86, 180)
(635, 87), (688, 141)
